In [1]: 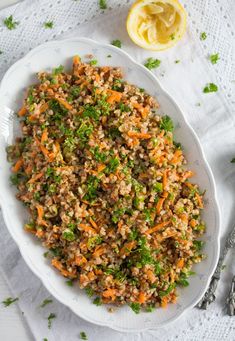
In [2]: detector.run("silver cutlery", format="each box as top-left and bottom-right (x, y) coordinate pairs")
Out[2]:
(197, 224), (235, 309)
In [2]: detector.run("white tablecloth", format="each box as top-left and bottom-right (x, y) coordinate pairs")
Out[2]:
(0, 1), (235, 340)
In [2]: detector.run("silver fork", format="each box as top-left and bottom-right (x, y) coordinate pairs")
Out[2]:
(197, 224), (235, 309)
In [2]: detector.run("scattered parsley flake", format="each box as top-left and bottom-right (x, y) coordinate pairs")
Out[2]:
(160, 115), (174, 132)
(111, 39), (122, 48)
(40, 298), (53, 308)
(144, 57), (161, 70)
(130, 302), (140, 314)
(3, 15), (19, 30)
(203, 83), (218, 93)
(2, 297), (19, 307)
(93, 297), (102, 306)
(80, 331), (88, 340)
(175, 60), (180, 64)
(209, 53), (220, 64)
(231, 158), (235, 163)
(0, 50), (3, 55)
(43, 339), (48, 341)
(43, 251), (49, 258)
(99, 0), (107, 9)
(90, 59), (98, 66)
(170, 33), (175, 40)
(200, 32), (207, 40)
(66, 279), (73, 286)
(85, 287), (94, 297)
(44, 21), (54, 29)
(195, 102), (201, 106)
(52, 65), (64, 75)
(47, 313), (56, 329)
(107, 54), (112, 58)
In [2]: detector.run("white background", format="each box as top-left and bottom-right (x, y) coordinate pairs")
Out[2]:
(0, 2), (30, 341)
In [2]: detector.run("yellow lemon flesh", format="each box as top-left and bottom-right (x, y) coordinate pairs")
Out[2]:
(126, 0), (187, 51)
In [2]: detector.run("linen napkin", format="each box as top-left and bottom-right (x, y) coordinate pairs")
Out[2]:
(1, 4), (235, 341)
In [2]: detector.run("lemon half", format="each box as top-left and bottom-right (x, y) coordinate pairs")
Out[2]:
(126, 0), (187, 51)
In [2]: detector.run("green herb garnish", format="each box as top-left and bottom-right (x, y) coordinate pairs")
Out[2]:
(44, 21), (54, 29)
(80, 331), (88, 340)
(85, 287), (94, 297)
(90, 59), (98, 66)
(159, 283), (176, 297)
(231, 158), (235, 163)
(160, 115), (174, 132)
(66, 279), (73, 287)
(62, 229), (75, 241)
(130, 302), (140, 314)
(47, 313), (56, 329)
(93, 297), (102, 306)
(3, 15), (19, 30)
(40, 298), (53, 308)
(144, 57), (161, 70)
(83, 175), (100, 201)
(203, 83), (218, 93)
(209, 53), (219, 65)
(111, 39), (122, 48)
(200, 32), (207, 40)
(52, 65), (64, 75)
(2, 297), (19, 307)
(99, 0), (107, 9)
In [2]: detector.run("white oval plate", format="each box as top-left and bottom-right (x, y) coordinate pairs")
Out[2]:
(0, 38), (220, 332)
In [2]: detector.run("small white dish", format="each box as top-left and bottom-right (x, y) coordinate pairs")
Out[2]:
(0, 37), (220, 332)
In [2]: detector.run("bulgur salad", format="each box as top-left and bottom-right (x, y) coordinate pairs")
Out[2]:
(7, 56), (206, 313)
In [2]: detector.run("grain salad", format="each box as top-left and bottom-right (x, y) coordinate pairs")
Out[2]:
(7, 56), (206, 312)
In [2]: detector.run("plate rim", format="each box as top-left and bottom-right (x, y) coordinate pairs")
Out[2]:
(0, 37), (221, 332)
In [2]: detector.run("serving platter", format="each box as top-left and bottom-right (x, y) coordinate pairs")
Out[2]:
(0, 37), (220, 332)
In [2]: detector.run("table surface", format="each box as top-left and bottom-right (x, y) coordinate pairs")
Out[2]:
(0, 3), (30, 340)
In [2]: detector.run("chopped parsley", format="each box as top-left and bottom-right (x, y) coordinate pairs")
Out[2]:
(62, 229), (75, 241)
(209, 53), (219, 64)
(130, 302), (140, 314)
(203, 83), (218, 93)
(82, 105), (101, 121)
(105, 157), (119, 174)
(144, 58), (161, 70)
(80, 331), (88, 340)
(146, 304), (155, 312)
(69, 85), (81, 99)
(111, 39), (122, 48)
(66, 279), (73, 287)
(93, 297), (102, 306)
(193, 240), (204, 251)
(10, 174), (20, 186)
(85, 287), (94, 297)
(76, 121), (94, 142)
(44, 21), (54, 29)
(90, 59), (98, 66)
(40, 298), (53, 308)
(3, 15), (19, 30)
(160, 115), (174, 132)
(200, 32), (207, 40)
(90, 146), (107, 163)
(99, 0), (107, 9)
(153, 182), (163, 193)
(175, 60), (180, 64)
(159, 283), (176, 297)
(119, 102), (130, 112)
(83, 175), (100, 201)
(230, 158), (235, 163)
(107, 54), (112, 58)
(52, 65), (64, 75)
(47, 313), (56, 329)
(2, 297), (19, 307)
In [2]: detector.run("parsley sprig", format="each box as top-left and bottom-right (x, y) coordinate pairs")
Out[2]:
(203, 83), (218, 93)
(144, 57), (161, 70)
(3, 15), (19, 30)
(2, 297), (19, 307)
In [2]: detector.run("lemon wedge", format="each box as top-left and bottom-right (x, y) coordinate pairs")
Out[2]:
(126, 0), (187, 51)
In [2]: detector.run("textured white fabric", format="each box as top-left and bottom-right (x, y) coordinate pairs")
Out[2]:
(0, 1), (235, 340)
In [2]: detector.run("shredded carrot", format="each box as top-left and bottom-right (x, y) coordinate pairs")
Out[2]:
(89, 217), (98, 230)
(35, 230), (45, 238)
(171, 150), (182, 164)
(18, 106), (27, 117)
(12, 158), (23, 173)
(39, 102), (49, 114)
(177, 258), (184, 269)
(195, 192), (204, 209)
(132, 102), (149, 119)
(93, 245), (105, 257)
(156, 197), (166, 214)
(179, 213), (188, 224)
(103, 288), (117, 300)
(161, 297), (168, 308)
(106, 89), (122, 104)
(75, 255), (87, 266)
(189, 219), (197, 228)
(162, 170), (168, 190)
(145, 220), (171, 234)
(97, 164), (106, 173)
(95, 73), (100, 82)
(41, 128), (48, 144)
(119, 241), (136, 256)
(24, 164), (33, 175)
(28, 172), (44, 184)
(56, 97), (73, 110)
(183, 171), (194, 179)
(79, 223), (97, 235)
(51, 258), (63, 271)
(146, 269), (156, 283)
(36, 204), (48, 227)
(73, 55), (81, 66)
(127, 131), (151, 139)
(138, 292), (147, 304)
